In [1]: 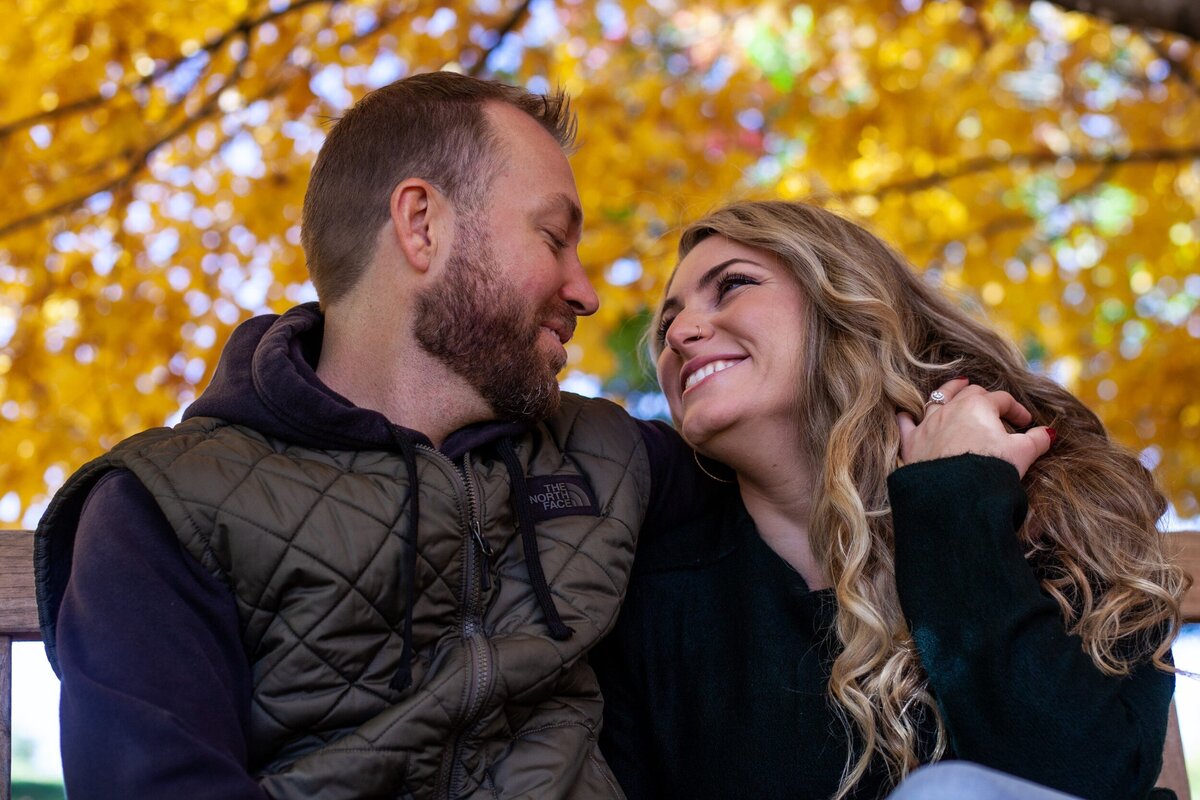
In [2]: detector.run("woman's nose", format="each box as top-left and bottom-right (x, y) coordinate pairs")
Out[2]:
(665, 313), (707, 351)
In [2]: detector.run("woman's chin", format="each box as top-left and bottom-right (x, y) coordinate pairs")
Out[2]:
(678, 408), (739, 452)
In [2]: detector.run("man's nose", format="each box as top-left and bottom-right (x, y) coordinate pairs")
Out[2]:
(561, 255), (599, 316)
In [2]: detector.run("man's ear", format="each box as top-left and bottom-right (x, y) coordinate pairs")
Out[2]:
(390, 179), (448, 274)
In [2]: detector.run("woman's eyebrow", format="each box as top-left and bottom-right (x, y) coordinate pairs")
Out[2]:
(659, 258), (762, 319)
(694, 258), (761, 291)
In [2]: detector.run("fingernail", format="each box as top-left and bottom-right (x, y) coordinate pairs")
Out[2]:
(952, 375), (969, 381)
(1047, 427), (1057, 446)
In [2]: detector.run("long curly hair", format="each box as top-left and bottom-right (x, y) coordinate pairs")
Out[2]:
(658, 200), (1188, 799)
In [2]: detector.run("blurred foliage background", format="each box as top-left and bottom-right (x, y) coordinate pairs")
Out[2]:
(2, 0), (1199, 527)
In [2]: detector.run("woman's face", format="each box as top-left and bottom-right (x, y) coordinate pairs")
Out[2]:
(655, 235), (808, 449)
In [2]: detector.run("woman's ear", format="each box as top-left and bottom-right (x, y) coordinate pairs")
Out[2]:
(389, 179), (446, 274)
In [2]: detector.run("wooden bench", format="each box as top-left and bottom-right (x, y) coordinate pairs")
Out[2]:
(1164, 531), (1200, 800)
(0, 530), (40, 798)
(0, 528), (1196, 799)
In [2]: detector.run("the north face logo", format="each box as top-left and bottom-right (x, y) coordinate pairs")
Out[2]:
(525, 474), (600, 521)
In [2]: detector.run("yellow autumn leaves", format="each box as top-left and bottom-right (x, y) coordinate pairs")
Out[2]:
(1, 0), (1199, 525)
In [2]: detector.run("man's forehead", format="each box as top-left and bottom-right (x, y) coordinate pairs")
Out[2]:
(484, 100), (559, 144)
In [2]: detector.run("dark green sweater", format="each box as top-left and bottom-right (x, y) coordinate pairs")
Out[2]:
(593, 455), (1174, 800)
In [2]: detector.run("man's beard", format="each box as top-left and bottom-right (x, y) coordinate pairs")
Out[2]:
(414, 221), (574, 424)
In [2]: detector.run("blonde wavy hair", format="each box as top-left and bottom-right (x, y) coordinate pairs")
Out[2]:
(657, 200), (1188, 799)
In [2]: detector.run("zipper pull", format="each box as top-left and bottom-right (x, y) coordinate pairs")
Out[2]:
(471, 523), (494, 592)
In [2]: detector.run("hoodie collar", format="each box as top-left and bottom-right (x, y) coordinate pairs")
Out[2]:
(184, 302), (530, 459)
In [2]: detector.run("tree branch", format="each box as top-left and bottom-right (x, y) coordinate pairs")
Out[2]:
(1042, 0), (1200, 41)
(0, 0), (338, 140)
(838, 145), (1200, 199)
(468, 0), (535, 77)
(1141, 31), (1196, 92)
(921, 161), (1119, 272)
(0, 0), (426, 240)
(0, 38), (253, 239)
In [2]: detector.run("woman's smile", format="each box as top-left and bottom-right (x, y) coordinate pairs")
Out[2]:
(682, 356), (747, 394)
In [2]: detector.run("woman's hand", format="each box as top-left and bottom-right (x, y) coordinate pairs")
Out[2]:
(896, 378), (1055, 478)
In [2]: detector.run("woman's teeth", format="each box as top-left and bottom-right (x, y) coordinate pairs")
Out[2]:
(685, 359), (740, 391)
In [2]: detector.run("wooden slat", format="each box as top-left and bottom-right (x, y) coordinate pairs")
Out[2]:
(1162, 530), (1200, 798)
(1169, 531), (1200, 623)
(0, 530), (1193, 625)
(0, 532), (32, 800)
(1160, 700), (1192, 800)
(0, 530), (1193, 626)
(0, 635), (11, 800)
(0, 529), (1193, 626)
(0, 532), (37, 641)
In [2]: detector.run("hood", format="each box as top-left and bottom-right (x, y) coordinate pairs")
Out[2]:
(184, 302), (528, 459)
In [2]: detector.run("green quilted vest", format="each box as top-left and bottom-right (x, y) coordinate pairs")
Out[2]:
(38, 393), (650, 799)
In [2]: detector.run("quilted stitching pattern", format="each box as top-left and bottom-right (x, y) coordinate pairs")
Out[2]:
(100, 394), (650, 799)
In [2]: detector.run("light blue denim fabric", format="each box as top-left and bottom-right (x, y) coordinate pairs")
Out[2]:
(889, 762), (1083, 800)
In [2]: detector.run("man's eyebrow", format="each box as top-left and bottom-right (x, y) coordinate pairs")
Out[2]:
(660, 258), (762, 317)
(532, 192), (583, 231)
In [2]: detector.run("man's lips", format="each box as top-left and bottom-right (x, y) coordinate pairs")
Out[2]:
(680, 355), (747, 393)
(541, 312), (577, 345)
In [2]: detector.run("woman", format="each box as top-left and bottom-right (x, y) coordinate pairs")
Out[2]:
(592, 200), (1186, 800)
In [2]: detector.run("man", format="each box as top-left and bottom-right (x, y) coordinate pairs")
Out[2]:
(34, 72), (694, 799)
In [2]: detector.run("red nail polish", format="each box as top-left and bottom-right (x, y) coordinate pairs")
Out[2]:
(1047, 427), (1057, 445)
(952, 375), (969, 381)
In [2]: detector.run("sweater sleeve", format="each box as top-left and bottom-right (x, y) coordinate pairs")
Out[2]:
(57, 469), (266, 800)
(888, 454), (1174, 800)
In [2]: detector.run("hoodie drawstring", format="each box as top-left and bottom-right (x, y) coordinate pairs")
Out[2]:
(497, 438), (573, 641)
(389, 430), (421, 692)
(388, 433), (572, 694)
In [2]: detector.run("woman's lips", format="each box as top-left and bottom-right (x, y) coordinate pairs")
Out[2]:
(682, 357), (746, 393)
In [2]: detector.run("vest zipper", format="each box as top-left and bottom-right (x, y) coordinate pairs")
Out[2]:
(418, 445), (496, 798)
(472, 521), (494, 592)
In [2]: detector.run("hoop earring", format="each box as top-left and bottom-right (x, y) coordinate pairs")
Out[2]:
(694, 450), (735, 484)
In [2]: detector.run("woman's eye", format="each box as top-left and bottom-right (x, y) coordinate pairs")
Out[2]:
(655, 315), (675, 345)
(716, 272), (757, 298)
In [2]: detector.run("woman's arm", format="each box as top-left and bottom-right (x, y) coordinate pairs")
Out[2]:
(888, 454), (1173, 800)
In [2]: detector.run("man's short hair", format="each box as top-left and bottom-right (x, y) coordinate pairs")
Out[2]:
(301, 71), (577, 304)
